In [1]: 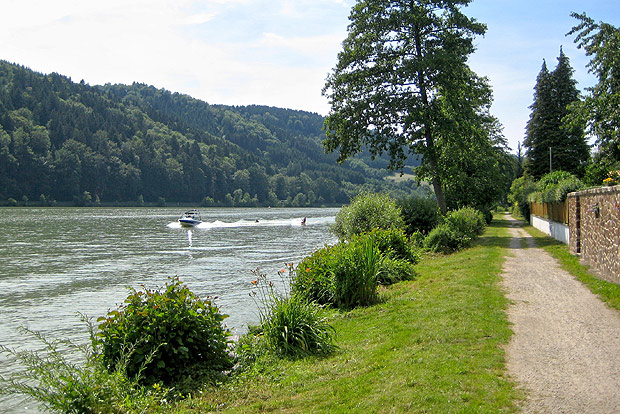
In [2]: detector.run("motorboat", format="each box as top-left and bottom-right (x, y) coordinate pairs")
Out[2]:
(178, 209), (202, 227)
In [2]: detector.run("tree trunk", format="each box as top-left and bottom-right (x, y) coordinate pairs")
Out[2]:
(413, 19), (447, 214)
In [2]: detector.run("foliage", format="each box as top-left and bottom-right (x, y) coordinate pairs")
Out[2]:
(0, 319), (165, 414)
(527, 170), (584, 203)
(293, 231), (417, 307)
(508, 176), (537, 219)
(379, 257), (417, 286)
(322, 0), (491, 213)
(524, 49), (588, 179)
(249, 267), (336, 359)
(351, 227), (419, 264)
(424, 207), (486, 253)
(397, 196), (441, 235)
(97, 277), (232, 389)
(332, 237), (383, 309)
(568, 13), (620, 162)
(424, 114), (517, 215)
(293, 245), (339, 306)
(330, 192), (404, 240)
(0, 61), (427, 205)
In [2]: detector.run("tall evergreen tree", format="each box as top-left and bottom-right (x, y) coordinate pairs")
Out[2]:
(524, 49), (588, 179)
(524, 61), (553, 179)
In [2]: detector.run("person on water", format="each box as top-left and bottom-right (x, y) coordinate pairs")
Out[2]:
(301, 217), (307, 226)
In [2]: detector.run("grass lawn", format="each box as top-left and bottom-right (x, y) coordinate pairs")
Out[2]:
(170, 216), (520, 413)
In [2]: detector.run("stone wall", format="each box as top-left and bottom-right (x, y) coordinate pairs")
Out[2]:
(568, 186), (620, 284)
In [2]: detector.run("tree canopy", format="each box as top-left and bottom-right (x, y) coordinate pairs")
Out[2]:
(568, 12), (620, 162)
(322, 0), (508, 213)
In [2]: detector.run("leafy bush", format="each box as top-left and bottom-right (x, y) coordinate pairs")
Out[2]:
(379, 257), (417, 285)
(423, 207), (486, 253)
(331, 192), (404, 240)
(249, 268), (336, 359)
(508, 176), (537, 220)
(444, 207), (486, 237)
(424, 224), (465, 253)
(396, 196), (440, 235)
(0, 321), (165, 414)
(528, 171), (584, 204)
(293, 245), (339, 305)
(98, 277), (233, 389)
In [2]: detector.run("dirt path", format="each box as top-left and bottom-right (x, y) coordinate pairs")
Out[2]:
(502, 215), (620, 413)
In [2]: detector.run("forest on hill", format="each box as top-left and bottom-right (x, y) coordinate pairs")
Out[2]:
(0, 61), (423, 207)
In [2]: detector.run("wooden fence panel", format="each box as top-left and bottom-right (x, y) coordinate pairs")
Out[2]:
(530, 201), (568, 224)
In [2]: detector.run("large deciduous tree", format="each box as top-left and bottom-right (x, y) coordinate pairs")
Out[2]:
(322, 0), (490, 214)
(524, 49), (588, 179)
(568, 13), (620, 162)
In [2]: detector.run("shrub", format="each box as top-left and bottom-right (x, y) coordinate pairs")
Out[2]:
(250, 268), (336, 359)
(424, 207), (486, 253)
(424, 224), (465, 253)
(396, 196), (440, 235)
(444, 207), (486, 237)
(528, 171), (584, 204)
(293, 245), (339, 305)
(331, 192), (404, 240)
(379, 257), (417, 285)
(98, 277), (233, 389)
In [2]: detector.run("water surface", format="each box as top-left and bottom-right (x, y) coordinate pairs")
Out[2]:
(0, 207), (337, 412)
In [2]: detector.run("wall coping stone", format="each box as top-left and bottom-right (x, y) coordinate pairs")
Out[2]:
(568, 185), (620, 198)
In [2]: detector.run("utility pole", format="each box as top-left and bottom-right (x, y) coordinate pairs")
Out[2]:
(549, 147), (553, 172)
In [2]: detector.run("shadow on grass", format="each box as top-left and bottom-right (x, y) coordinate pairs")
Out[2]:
(474, 214), (522, 249)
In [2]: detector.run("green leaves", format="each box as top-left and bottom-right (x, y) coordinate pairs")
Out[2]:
(97, 277), (232, 389)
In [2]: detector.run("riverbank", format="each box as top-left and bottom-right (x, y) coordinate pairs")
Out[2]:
(165, 215), (520, 412)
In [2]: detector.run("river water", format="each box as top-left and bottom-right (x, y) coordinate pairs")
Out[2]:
(0, 207), (338, 412)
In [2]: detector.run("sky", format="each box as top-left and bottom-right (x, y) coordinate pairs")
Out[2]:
(1, 1), (619, 154)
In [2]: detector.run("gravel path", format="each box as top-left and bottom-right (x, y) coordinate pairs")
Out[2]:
(502, 216), (620, 413)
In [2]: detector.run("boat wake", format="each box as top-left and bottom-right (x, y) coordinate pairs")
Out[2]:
(167, 216), (333, 229)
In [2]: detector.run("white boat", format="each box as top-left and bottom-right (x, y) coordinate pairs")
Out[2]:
(178, 209), (202, 227)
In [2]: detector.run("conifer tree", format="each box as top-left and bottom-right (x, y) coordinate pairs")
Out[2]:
(524, 49), (588, 179)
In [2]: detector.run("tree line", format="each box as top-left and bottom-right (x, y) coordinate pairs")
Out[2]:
(0, 61), (424, 207)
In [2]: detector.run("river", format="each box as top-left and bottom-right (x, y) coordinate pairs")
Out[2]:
(0, 207), (338, 412)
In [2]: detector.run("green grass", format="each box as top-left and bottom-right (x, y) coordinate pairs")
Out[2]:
(521, 222), (620, 312)
(169, 216), (520, 413)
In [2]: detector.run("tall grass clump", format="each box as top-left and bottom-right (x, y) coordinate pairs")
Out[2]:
(294, 230), (417, 306)
(98, 277), (233, 390)
(331, 192), (404, 240)
(333, 237), (383, 309)
(0, 318), (165, 414)
(247, 267), (336, 359)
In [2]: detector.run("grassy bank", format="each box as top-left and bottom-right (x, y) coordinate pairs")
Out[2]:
(521, 222), (620, 312)
(168, 216), (519, 413)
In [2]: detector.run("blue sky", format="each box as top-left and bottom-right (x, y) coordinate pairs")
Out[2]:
(1, 0), (619, 154)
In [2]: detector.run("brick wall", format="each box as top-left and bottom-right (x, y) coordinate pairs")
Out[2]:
(568, 186), (620, 284)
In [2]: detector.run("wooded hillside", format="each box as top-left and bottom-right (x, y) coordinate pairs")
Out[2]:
(0, 61), (422, 206)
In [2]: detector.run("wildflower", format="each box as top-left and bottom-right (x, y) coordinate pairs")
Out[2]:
(306, 268), (311, 272)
